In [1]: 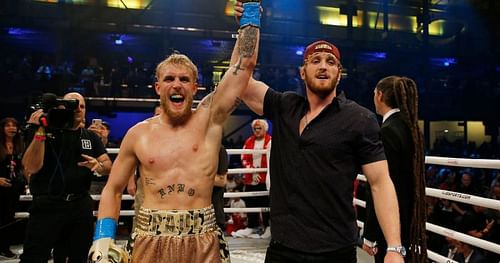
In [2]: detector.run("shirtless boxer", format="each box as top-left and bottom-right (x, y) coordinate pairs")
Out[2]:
(88, 1), (261, 262)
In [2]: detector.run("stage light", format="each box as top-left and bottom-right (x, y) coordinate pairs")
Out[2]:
(111, 34), (123, 45)
(430, 57), (456, 67)
(296, 50), (303, 56)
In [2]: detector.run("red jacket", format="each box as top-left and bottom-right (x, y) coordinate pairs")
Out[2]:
(241, 134), (271, 185)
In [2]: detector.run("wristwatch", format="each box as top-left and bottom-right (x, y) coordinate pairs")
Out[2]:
(386, 245), (406, 257)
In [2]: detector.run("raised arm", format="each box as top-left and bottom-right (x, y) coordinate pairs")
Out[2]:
(22, 110), (46, 175)
(362, 160), (405, 262)
(210, 1), (261, 125)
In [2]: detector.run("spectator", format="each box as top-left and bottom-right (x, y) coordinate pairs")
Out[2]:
(227, 189), (247, 235)
(88, 120), (116, 195)
(0, 117), (25, 259)
(454, 241), (488, 263)
(233, 119), (271, 239)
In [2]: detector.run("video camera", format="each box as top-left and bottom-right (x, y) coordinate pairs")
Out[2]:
(27, 93), (79, 130)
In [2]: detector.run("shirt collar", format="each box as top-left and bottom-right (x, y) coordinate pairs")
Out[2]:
(303, 90), (345, 114)
(382, 108), (400, 123)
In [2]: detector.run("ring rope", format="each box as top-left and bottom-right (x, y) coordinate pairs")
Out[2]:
(228, 167), (267, 174)
(425, 156), (500, 169)
(427, 250), (459, 263)
(19, 190), (271, 202)
(356, 175), (500, 211)
(426, 222), (500, 254)
(425, 188), (500, 211)
(354, 197), (500, 255)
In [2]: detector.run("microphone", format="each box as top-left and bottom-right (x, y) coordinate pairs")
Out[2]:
(41, 93), (58, 106)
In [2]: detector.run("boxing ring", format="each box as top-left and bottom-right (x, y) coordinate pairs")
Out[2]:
(14, 148), (500, 263)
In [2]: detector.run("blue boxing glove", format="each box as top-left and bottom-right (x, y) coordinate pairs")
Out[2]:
(88, 218), (129, 263)
(240, 1), (261, 28)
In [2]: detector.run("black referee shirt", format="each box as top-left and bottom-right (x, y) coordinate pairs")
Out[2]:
(263, 88), (386, 253)
(26, 127), (107, 196)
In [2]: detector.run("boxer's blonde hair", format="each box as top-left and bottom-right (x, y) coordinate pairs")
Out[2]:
(155, 53), (198, 84)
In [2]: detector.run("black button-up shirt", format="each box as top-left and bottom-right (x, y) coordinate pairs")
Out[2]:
(263, 88), (386, 253)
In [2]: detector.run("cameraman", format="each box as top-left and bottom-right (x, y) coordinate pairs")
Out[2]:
(20, 92), (112, 262)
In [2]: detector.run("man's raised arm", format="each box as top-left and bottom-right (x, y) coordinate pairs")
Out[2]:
(210, 0), (262, 124)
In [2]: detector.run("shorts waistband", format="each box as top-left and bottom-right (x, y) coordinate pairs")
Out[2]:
(135, 205), (216, 236)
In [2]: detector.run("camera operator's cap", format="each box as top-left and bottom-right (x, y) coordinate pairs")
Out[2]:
(304, 40), (341, 62)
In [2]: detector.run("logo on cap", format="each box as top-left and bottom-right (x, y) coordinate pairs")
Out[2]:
(303, 40), (341, 62)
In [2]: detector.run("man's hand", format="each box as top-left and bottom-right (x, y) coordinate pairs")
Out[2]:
(89, 218), (129, 263)
(88, 123), (105, 138)
(252, 173), (261, 184)
(127, 176), (137, 196)
(234, 1), (263, 26)
(362, 243), (378, 256)
(78, 154), (102, 172)
(0, 177), (12, 187)
(234, 1), (243, 24)
(27, 109), (44, 126)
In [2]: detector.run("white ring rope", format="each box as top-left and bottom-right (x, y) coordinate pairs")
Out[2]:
(356, 174), (500, 211)
(425, 156), (500, 169)
(228, 167), (267, 174)
(427, 250), (459, 263)
(426, 222), (500, 254)
(353, 196), (500, 254)
(19, 191), (270, 202)
(227, 149), (267, 155)
(425, 188), (500, 211)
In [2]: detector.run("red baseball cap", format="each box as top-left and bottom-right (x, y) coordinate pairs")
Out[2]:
(303, 40), (341, 62)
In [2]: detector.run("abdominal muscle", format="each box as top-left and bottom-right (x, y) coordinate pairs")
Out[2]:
(133, 113), (221, 210)
(137, 151), (218, 211)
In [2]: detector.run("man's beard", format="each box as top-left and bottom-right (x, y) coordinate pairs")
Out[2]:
(163, 96), (193, 126)
(304, 73), (339, 98)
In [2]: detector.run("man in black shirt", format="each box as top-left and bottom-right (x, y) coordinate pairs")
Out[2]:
(21, 92), (112, 262)
(237, 38), (405, 262)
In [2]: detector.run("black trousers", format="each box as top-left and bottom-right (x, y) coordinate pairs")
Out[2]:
(244, 183), (270, 228)
(265, 239), (356, 263)
(20, 194), (94, 263)
(0, 186), (22, 252)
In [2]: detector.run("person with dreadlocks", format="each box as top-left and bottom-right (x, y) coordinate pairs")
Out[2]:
(362, 76), (427, 263)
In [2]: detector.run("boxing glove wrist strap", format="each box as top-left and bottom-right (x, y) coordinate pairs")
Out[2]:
(240, 2), (261, 28)
(93, 217), (117, 240)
